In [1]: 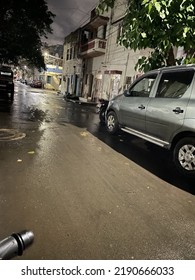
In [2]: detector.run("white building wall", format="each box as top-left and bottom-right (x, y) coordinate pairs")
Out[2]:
(61, 44), (68, 94)
(111, 0), (128, 22)
(101, 0), (151, 100)
(61, 0), (153, 101)
(83, 55), (105, 100)
(61, 41), (82, 95)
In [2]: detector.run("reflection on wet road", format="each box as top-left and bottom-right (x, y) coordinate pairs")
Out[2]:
(0, 82), (194, 195)
(0, 83), (194, 260)
(69, 106), (194, 195)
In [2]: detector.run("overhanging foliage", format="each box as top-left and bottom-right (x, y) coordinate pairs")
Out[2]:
(0, 0), (55, 69)
(97, 0), (195, 71)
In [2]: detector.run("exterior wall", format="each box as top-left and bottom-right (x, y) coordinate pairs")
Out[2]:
(111, 0), (128, 22)
(102, 28), (151, 99)
(82, 56), (104, 101)
(40, 64), (62, 91)
(61, 31), (82, 96)
(101, 0), (151, 100)
(44, 73), (61, 90)
(79, 9), (110, 101)
(61, 0), (152, 101)
(61, 1), (187, 103)
(79, 0), (151, 101)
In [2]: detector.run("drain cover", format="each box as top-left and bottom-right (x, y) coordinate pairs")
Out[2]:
(0, 129), (26, 141)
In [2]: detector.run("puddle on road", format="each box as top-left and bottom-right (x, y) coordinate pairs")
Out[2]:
(29, 107), (51, 122)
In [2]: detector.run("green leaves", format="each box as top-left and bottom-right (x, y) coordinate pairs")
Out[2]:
(0, 0), (55, 68)
(154, 1), (161, 12)
(97, 0), (195, 71)
(96, 0), (115, 13)
(135, 48), (167, 72)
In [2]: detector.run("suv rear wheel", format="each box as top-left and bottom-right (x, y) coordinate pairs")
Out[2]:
(173, 137), (195, 176)
(106, 111), (119, 134)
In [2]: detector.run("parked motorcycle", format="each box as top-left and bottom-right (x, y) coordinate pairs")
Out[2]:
(96, 99), (109, 123)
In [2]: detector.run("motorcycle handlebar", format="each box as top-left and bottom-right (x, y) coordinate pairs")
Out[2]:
(0, 230), (34, 260)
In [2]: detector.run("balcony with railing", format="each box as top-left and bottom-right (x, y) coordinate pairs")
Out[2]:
(80, 38), (106, 58)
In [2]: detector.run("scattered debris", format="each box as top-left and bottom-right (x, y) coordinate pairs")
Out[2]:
(80, 132), (88, 137)
(28, 151), (35, 154)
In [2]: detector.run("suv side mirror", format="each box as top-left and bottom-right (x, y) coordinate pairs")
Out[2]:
(123, 89), (130, 97)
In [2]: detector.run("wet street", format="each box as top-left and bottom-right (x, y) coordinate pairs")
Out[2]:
(0, 82), (194, 260)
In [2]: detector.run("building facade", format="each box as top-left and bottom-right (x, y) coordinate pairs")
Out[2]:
(79, 9), (109, 102)
(33, 45), (64, 91)
(61, 9), (109, 101)
(61, 0), (151, 101)
(61, 29), (82, 96)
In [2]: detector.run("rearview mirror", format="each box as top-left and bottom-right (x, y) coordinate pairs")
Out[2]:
(123, 89), (130, 97)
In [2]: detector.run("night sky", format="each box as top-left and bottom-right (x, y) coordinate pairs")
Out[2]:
(46, 0), (99, 45)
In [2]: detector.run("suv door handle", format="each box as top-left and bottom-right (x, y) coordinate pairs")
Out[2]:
(173, 107), (184, 114)
(138, 104), (145, 110)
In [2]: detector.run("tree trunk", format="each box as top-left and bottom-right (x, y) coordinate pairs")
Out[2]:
(166, 46), (176, 66)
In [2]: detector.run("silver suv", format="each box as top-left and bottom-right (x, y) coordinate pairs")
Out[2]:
(106, 64), (195, 177)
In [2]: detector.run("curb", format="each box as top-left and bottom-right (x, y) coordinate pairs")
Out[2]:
(66, 98), (97, 106)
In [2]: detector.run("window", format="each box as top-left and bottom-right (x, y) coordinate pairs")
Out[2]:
(47, 76), (51, 83)
(156, 70), (194, 98)
(69, 47), (72, 60)
(85, 74), (88, 85)
(97, 24), (107, 39)
(103, 25), (107, 39)
(129, 74), (157, 97)
(66, 49), (70, 60)
(82, 31), (90, 44)
(73, 45), (76, 59)
(126, 76), (132, 85)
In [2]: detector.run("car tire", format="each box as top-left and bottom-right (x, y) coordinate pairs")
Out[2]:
(173, 137), (195, 177)
(106, 111), (119, 134)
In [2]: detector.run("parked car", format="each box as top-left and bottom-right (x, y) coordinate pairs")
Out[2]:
(19, 79), (27, 84)
(30, 80), (42, 88)
(105, 64), (195, 177)
(0, 65), (14, 102)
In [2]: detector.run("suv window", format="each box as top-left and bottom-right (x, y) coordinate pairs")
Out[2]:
(129, 74), (157, 97)
(156, 70), (194, 98)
